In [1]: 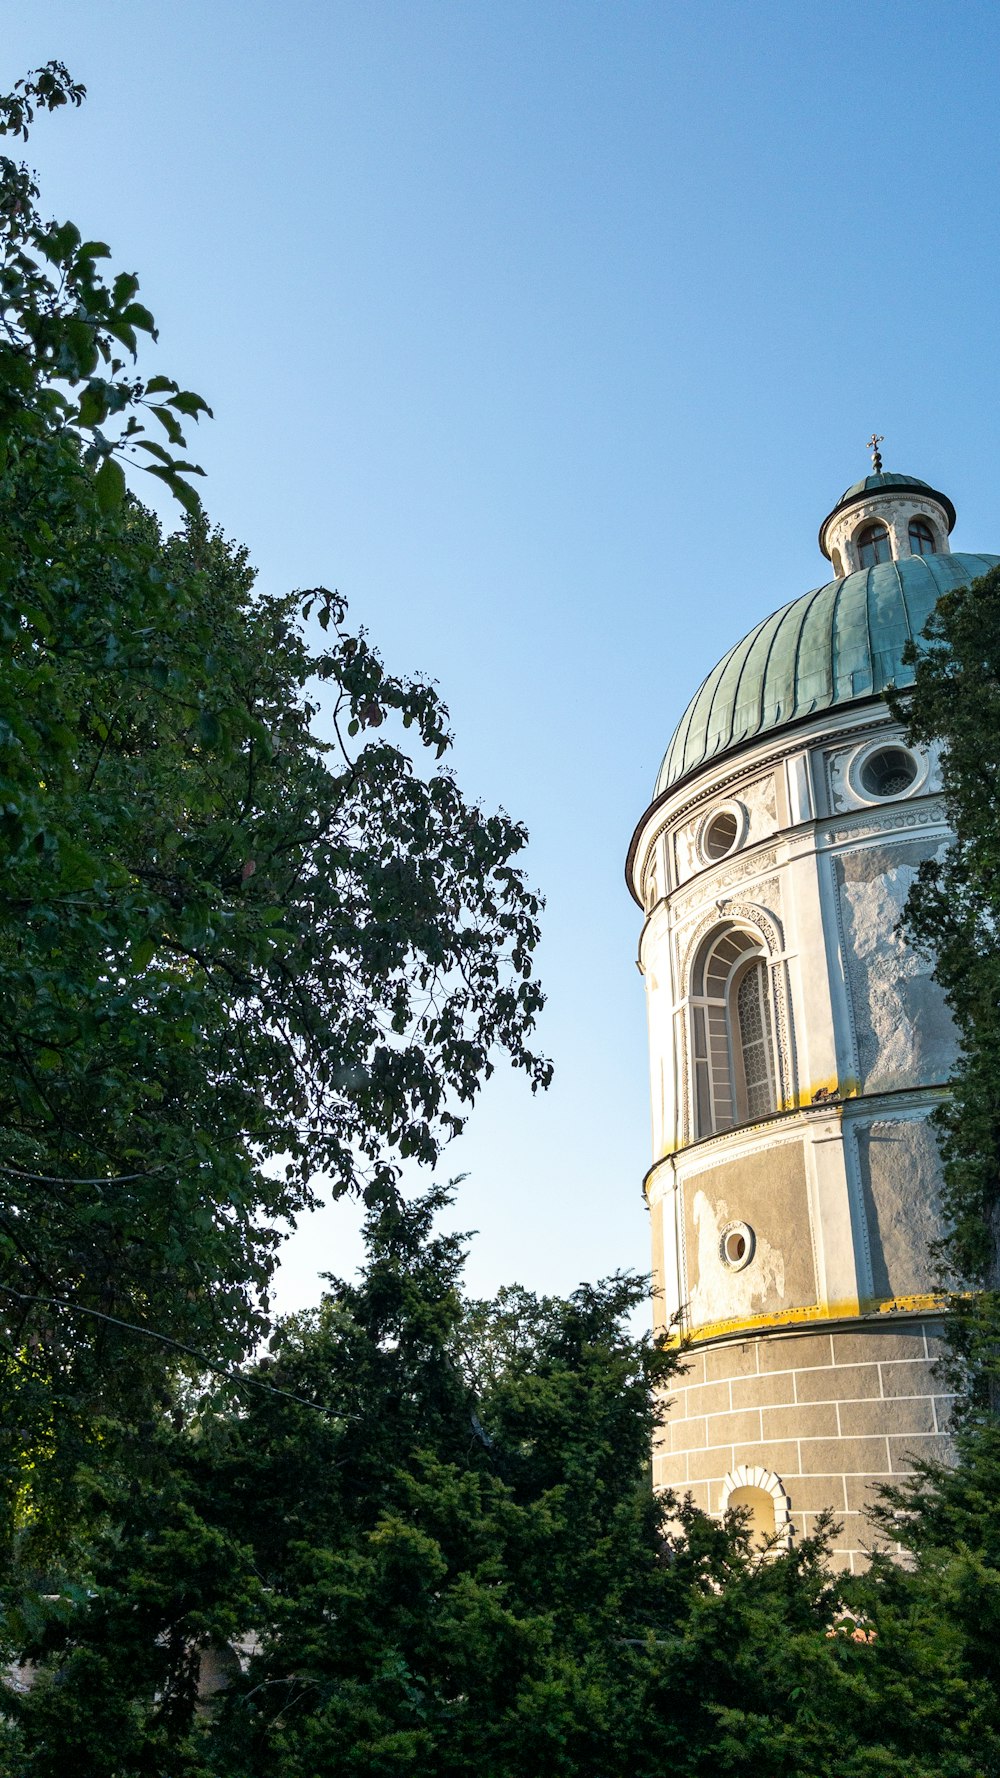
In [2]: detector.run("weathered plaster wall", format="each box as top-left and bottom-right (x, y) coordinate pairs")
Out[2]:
(835, 840), (957, 1092)
(682, 1143), (816, 1328)
(855, 1115), (944, 1302)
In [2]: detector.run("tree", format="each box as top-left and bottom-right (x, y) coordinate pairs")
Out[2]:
(887, 560), (1000, 1409)
(14, 1184), (1000, 1778)
(0, 62), (548, 1668)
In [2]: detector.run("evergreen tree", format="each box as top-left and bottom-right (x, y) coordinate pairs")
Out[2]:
(888, 561), (1000, 1410)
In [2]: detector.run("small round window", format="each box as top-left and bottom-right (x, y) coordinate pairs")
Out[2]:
(720, 1221), (755, 1271)
(858, 745), (919, 800)
(700, 803), (744, 862)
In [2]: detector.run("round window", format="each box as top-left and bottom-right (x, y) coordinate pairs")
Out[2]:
(720, 1221), (755, 1271)
(701, 805), (742, 862)
(858, 745), (919, 800)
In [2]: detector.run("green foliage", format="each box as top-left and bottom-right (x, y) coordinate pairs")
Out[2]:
(888, 560), (1000, 1404)
(0, 63), (209, 518)
(0, 64), (549, 1678)
(12, 1188), (1000, 1778)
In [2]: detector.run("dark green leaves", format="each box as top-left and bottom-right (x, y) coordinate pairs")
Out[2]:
(94, 453), (125, 511)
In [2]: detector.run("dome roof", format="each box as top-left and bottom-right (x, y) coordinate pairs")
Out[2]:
(838, 470), (934, 502)
(656, 551), (999, 798)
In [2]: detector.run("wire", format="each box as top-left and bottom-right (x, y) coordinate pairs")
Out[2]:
(0, 1283), (343, 1422)
(0, 1164), (161, 1187)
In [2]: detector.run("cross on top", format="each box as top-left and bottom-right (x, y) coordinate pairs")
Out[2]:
(867, 433), (884, 474)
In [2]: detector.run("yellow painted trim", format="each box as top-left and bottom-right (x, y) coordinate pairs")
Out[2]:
(866, 1292), (945, 1316)
(659, 1294), (947, 1350)
(685, 1301), (859, 1342)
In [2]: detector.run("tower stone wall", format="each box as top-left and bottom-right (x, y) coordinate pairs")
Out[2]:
(627, 467), (982, 1569)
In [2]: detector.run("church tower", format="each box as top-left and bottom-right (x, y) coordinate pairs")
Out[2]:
(626, 454), (998, 1570)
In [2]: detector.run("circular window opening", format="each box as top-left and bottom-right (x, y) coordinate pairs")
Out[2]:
(859, 745), (919, 800)
(703, 809), (739, 860)
(720, 1221), (755, 1271)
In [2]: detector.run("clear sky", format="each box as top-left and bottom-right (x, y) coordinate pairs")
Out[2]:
(8, 2), (1000, 1320)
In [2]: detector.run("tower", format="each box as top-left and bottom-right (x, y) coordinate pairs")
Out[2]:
(626, 462), (998, 1570)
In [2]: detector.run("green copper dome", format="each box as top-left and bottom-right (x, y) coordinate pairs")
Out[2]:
(656, 551), (999, 798)
(838, 471), (934, 502)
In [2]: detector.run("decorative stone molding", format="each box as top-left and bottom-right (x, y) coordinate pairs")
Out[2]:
(634, 710), (905, 896)
(720, 1464), (792, 1547)
(820, 801), (947, 848)
(669, 846), (780, 924)
(674, 894), (794, 1148)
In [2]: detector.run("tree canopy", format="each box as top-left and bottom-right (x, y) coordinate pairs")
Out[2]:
(0, 59), (548, 1667)
(890, 559), (1000, 1409)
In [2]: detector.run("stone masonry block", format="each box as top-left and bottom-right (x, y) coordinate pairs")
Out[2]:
(669, 1415), (707, 1453)
(832, 1327), (928, 1366)
(672, 1350), (706, 1388)
(787, 1474), (848, 1513)
(730, 1370), (796, 1411)
(800, 1436), (890, 1476)
(703, 1341), (758, 1382)
(888, 1433), (952, 1473)
(804, 1507), (859, 1540)
(706, 1478), (729, 1517)
(727, 1439), (802, 1480)
(795, 1363), (880, 1403)
(653, 1454), (688, 1492)
(763, 1402), (838, 1441)
(684, 1380), (732, 1418)
(879, 1360), (940, 1399)
(680, 1482), (710, 1513)
(839, 1396), (936, 1438)
(687, 1445), (732, 1483)
(706, 1407), (763, 1446)
(758, 1333), (834, 1373)
(845, 1472), (894, 1513)
(933, 1395), (956, 1433)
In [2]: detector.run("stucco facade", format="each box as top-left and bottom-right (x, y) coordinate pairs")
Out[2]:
(628, 467), (988, 1570)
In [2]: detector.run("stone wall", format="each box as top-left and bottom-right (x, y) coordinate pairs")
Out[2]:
(652, 1320), (952, 1572)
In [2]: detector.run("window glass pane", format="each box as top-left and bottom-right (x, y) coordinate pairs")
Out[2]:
(857, 523), (890, 568)
(736, 962), (776, 1119)
(909, 518), (936, 557)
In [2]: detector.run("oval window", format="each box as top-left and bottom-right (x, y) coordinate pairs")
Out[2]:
(720, 1221), (755, 1270)
(859, 745), (919, 799)
(702, 808), (739, 861)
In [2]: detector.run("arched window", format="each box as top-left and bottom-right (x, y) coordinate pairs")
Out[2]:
(856, 521), (891, 568)
(831, 546), (844, 578)
(727, 1485), (777, 1547)
(908, 516), (937, 557)
(690, 928), (778, 1137)
(722, 1465), (792, 1552)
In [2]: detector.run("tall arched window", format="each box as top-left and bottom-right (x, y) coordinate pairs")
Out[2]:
(690, 928), (778, 1137)
(856, 521), (891, 568)
(908, 516), (937, 557)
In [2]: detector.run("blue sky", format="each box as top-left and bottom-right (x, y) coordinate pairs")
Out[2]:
(8, 2), (1000, 1317)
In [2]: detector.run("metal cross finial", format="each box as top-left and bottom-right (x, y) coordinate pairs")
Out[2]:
(867, 433), (884, 473)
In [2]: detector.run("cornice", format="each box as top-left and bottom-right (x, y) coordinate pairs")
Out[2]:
(626, 701), (905, 904)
